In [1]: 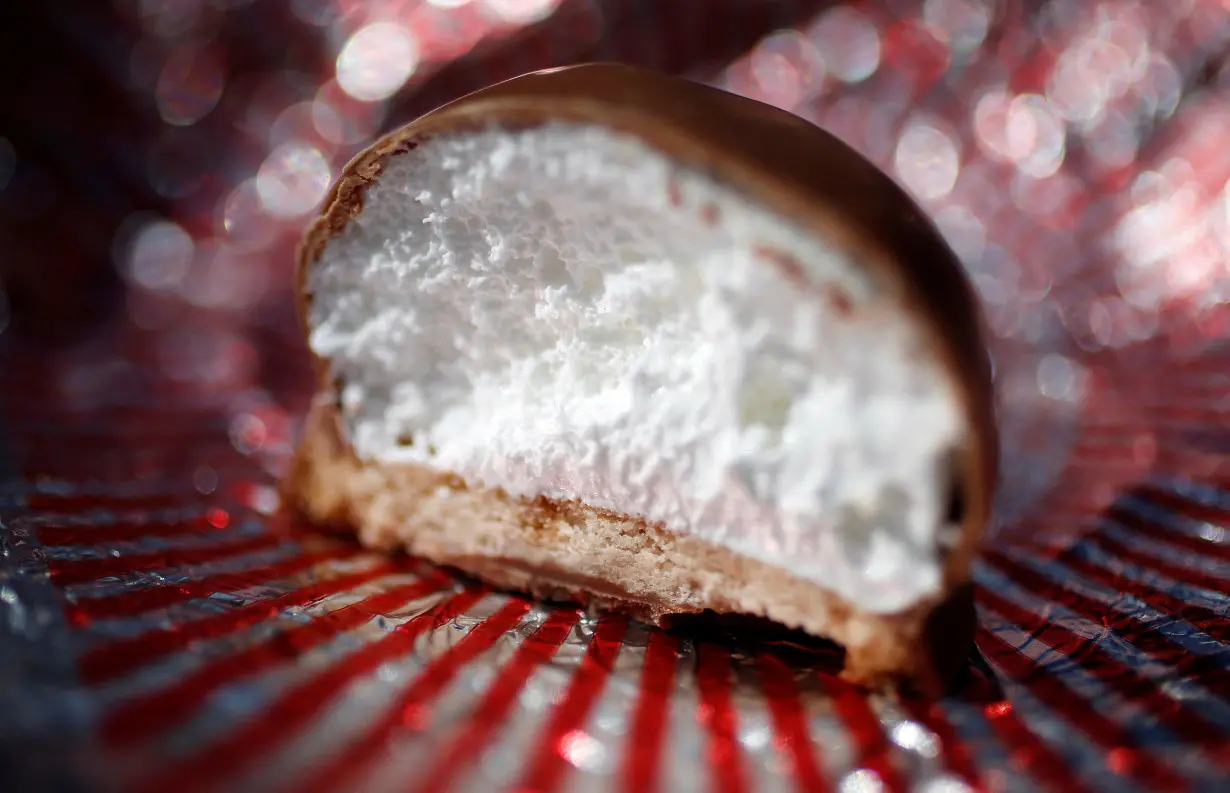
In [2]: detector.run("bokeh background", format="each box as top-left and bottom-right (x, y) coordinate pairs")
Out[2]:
(1, 2), (1229, 792)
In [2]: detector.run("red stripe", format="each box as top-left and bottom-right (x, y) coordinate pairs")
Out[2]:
(897, 696), (985, 791)
(79, 559), (401, 684)
(34, 484), (258, 548)
(516, 617), (629, 793)
(695, 643), (750, 793)
(1085, 532), (1230, 594)
(20, 457), (236, 485)
(293, 598), (533, 793)
(48, 533), (287, 587)
(132, 588), (484, 793)
(823, 676), (908, 793)
(1127, 406), (1230, 424)
(756, 651), (830, 793)
(26, 492), (217, 512)
(1107, 501), (1230, 562)
(101, 572), (455, 747)
(975, 625), (1190, 790)
(38, 516), (233, 547)
(411, 609), (579, 793)
(982, 701), (1093, 793)
(63, 545), (367, 623)
(1051, 549), (1230, 643)
(983, 551), (1230, 700)
(624, 630), (680, 793)
(975, 586), (1230, 763)
(22, 481), (255, 513)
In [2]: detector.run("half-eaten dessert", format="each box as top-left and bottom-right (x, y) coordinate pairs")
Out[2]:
(288, 63), (997, 690)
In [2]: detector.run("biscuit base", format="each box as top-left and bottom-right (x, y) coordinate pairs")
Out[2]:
(285, 400), (974, 692)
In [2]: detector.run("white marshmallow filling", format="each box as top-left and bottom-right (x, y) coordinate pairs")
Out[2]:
(307, 123), (968, 614)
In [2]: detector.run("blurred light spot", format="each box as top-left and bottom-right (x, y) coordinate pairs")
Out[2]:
(1135, 53), (1182, 119)
(193, 465), (218, 494)
(0, 138), (14, 191)
(738, 717), (772, 749)
(809, 6), (881, 84)
(236, 70), (310, 140)
(311, 95), (345, 143)
(1165, 238), (1219, 300)
(1107, 747), (1138, 775)
(1200, 523), (1226, 544)
(337, 22), (419, 102)
(972, 89), (1014, 160)
(139, 0), (203, 38)
(1125, 302), (1159, 343)
(557, 729), (607, 771)
(1185, 104), (1230, 168)
(824, 96), (896, 163)
(1084, 297), (1115, 349)
(840, 768), (886, 793)
(270, 101), (322, 146)
(156, 45), (225, 126)
(221, 178), (277, 251)
(231, 413), (267, 454)
(1222, 181), (1230, 241)
(1047, 43), (1110, 125)
(922, 0), (989, 54)
(56, 357), (134, 413)
(1128, 168), (1172, 210)
(934, 205), (986, 262)
(1022, 298), (1062, 346)
(1008, 94), (1065, 178)
(162, 326), (255, 387)
(484, 0), (561, 24)
(1113, 180), (1202, 285)
(1083, 109), (1140, 170)
(185, 239), (269, 311)
(970, 243), (1020, 308)
(918, 778), (975, 793)
(125, 219), (194, 290)
(290, 0), (339, 26)
(250, 484), (281, 515)
(1011, 171), (1080, 226)
(1099, 16), (1151, 93)
(1114, 264), (1163, 312)
(1037, 354), (1085, 402)
(881, 21), (950, 91)
(750, 30), (825, 110)
(313, 80), (388, 144)
(974, 90), (1067, 177)
(1077, 296), (1157, 350)
(376, 662), (403, 685)
(256, 142), (331, 218)
(985, 701), (1011, 718)
(891, 720), (939, 758)
(128, 37), (163, 88)
(894, 118), (959, 201)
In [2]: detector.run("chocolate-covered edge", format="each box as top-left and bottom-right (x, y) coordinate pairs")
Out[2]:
(295, 62), (998, 616)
